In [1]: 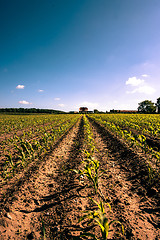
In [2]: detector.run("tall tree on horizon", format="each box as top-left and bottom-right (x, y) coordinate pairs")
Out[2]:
(138, 100), (156, 113)
(156, 97), (160, 113)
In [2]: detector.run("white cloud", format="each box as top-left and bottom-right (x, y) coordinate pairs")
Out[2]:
(141, 74), (149, 78)
(54, 98), (60, 101)
(126, 76), (156, 95)
(16, 85), (25, 89)
(38, 89), (44, 92)
(58, 103), (65, 107)
(126, 77), (144, 86)
(19, 100), (32, 105)
(77, 101), (99, 109)
(130, 86), (156, 95)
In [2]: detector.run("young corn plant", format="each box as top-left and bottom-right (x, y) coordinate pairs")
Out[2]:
(32, 140), (43, 157)
(147, 163), (157, 187)
(2, 152), (14, 179)
(14, 144), (27, 167)
(41, 218), (47, 240)
(86, 158), (99, 194)
(80, 115), (108, 194)
(79, 198), (124, 240)
(20, 140), (35, 161)
(73, 156), (102, 194)
(42, 133), (50, 149)
(83, 149), (92, 159)
(137, 134), (148, 154)
(4, 151), (14, 170)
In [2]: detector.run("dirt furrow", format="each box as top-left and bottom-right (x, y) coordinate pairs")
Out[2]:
(0, 119), (79, 206)
(89, 118), (160, 240)
(0, 117), (89, 239)
(1, 114), (159, 239)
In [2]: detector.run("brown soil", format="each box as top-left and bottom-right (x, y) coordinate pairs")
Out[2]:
(89, 118), (160, 240)
(0, 116), (159, 239)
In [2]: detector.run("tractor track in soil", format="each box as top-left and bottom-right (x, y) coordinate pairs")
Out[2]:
(88, 117), (160, 240)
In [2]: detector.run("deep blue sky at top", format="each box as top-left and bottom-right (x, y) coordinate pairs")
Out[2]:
(0, 0), (160, 111)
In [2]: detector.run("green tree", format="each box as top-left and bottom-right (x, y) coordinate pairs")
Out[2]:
(156, 97), (160, 113)
(138, 100), (156, 113)
(94, 109), (99, 114)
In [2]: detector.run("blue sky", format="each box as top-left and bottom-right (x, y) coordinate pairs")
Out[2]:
(0, 0), (160, 111)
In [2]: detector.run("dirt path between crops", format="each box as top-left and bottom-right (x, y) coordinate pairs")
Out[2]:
(1, 115), (160, 240)
(0, 117), (102, 240)
(89, 118), (160, 240)
(0, 117), (90, 239)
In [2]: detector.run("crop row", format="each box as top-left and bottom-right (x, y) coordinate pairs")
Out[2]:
(0, 114), (74, 136)
(88, 114), (160, 187)
(0, 114), (80, 182)
(91, 114), (160, 138)
(72, 115), (124, 239)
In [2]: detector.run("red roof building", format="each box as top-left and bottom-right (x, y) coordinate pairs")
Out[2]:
(79, 107), (88, 113)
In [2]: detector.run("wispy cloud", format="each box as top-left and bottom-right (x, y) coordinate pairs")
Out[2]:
(38, 89), (44, 92)
(129, 86), (156, 95)
(16, 85), (25, 89)
(54, 98), (60, 101)
(19, 100), (32, 105)
(126, 76), (156, 95)
(141, 74), (149, 78)
(58, 103), (65, 107)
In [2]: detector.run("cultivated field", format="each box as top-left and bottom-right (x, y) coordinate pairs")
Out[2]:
(0, 113), (159, 239)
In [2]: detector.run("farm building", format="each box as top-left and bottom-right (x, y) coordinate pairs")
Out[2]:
(79, 107), (88, 113)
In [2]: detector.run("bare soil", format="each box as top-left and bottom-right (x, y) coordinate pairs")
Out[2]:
(89, 118), (160, 240)
(0, 116), (159, 239)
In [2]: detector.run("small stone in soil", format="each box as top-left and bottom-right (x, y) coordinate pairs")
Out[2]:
(6, 213), (12, 219)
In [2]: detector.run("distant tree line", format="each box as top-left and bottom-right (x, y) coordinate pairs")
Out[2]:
(93, 109), (106, 114)
(1, 97), (160, 114)
(138, 97), (160, 113)
(0, 108), (65, 114)
(95, 97), (160, 114)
